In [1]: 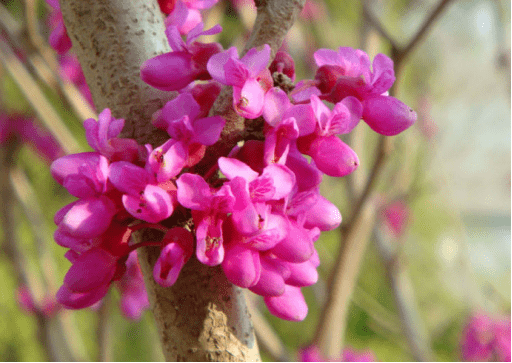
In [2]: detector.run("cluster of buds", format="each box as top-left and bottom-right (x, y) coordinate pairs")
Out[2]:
(49, 1), (416, 321)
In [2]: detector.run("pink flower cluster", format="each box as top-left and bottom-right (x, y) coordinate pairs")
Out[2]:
(460, 313), (511, 362)
(50, 5), (416, 322)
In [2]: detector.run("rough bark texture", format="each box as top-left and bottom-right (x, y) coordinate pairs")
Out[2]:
(59, 0), (171, 146)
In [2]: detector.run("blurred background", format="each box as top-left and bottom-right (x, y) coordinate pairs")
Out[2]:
(0, 0), (509, 361)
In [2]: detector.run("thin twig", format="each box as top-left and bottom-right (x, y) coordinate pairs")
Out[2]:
(0, 1), (96, 121)
(0, 40), (80, 154)
(0, 144), (59, 361)
(245, 293), (290, 362)
(373, 226), (433, 361)
(9, 168), (88, 361)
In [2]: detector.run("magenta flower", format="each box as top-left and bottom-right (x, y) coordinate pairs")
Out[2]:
(176, 173), (235, 265)
(84, 108), (140, 162)
(295, 95), (361, 177)
(109, 161), (176, 223)
(153, 227), (194, 287)
(264, 285), (308, 321)
(57, 248), (119, 309)
(16, 286), (61, 318)
(292, 47), (416, 136)
(207, 44), (272, 119)
(141, 23), (222, 92)
(58, 54), (94, 107)
(115, 251), (150, 320)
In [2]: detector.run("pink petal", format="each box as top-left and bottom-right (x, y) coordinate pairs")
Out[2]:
(249, 258), (286, 296)
(109, 161), (152, 194)
(308, 135), (359, 177)
(240, 44), (271, 77)
(159, 93), (201, 129)
(176, 173), (212, 210)
(263, 87), (292, 127)
(223, 57), (250, 87)
(207, 47), (239, 85)
(233, 79), (265, 119)
(195, 217), (224, 266)
(271, 220), (313, 263)
(222, 244), (261, 287)
(285, 260), (318, 287)
(49, 21), (72, 54)
(314, 48), (341, 67)
(64, 248), (117, 293)
(57, 283), (109, 309)
(140, 52), (195, 91)
(261, 164), (296, 200)
(153, 242), (188, 287)
(264, 285), (308, 321)
(362, 96), (416, 136)
(51, 152), (105, 186)
(218, 157), (259, 181)
(371, 53), (395, 94)
(282, 104), (316, 136)
(191, 116), (226, 145)
(123, 185), (174, 223)
(329, 96), (363, 134)
(54, 227), (100, 253)
(303, 195), (342, 231)
(60, 197), (117, 238)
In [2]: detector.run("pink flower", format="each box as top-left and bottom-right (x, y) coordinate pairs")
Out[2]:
(141, 23), (222, 92)
(16, 286), (61, 318)
(296, 94), (361, 177)
(176, 173), (236, 265)
(109, 161), (176, 223)
(84, 109), (141, 162)
(207, 44), (272, 119)
(0, 115), (64, 163)
(153, 227), (194, 287)
(57, 248), (119, 309)
(292, 47), (416, 136)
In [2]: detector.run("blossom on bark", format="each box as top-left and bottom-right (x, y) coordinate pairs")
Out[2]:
(207, 44), (273, 118)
